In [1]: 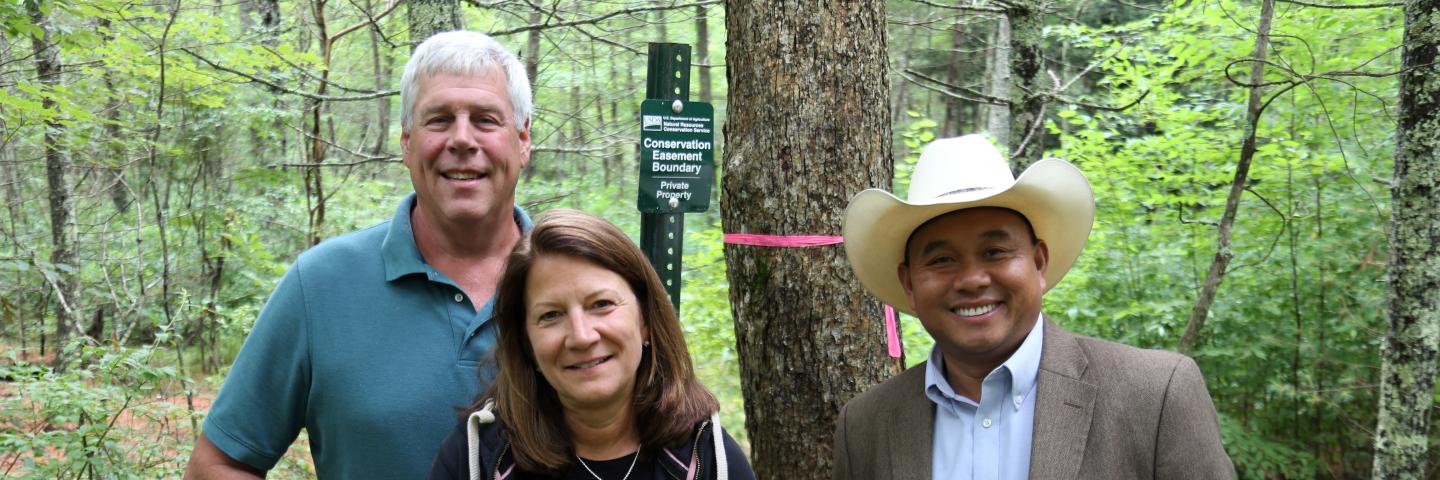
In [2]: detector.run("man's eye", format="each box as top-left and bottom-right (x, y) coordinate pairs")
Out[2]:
(925, 256), (954, 266)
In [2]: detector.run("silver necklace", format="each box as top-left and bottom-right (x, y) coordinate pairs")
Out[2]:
(576, 448), (640, 480)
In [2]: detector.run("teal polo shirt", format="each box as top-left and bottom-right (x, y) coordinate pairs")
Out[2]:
(203, 194), (532, 479)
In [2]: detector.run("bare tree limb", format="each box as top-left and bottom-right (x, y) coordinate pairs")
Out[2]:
(1276, 0), (1400, 8)
(485, 0), (723, 37)
(181, 48), (397, 101)
(902, 68), (1011, 105)
(900, 0), (1005, 13)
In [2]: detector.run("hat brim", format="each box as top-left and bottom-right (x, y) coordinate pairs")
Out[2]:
(843, 159), (1095, 316)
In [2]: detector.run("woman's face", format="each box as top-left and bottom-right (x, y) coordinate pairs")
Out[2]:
(525, 254), (648, 414)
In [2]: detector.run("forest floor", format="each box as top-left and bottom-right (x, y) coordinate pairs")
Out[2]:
(0, 342), (316, 477)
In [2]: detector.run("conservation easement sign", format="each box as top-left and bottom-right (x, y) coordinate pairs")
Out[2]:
(637, 99), (714, 213)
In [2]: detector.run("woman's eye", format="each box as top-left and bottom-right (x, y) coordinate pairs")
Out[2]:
(536, 310), (561, 322)
(592, 299), (616, 309)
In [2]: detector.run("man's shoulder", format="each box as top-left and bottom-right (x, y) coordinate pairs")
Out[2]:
(292, 221), (392, 271)
(1050, 326), (1198, 386)
(843, 362), (927, 414)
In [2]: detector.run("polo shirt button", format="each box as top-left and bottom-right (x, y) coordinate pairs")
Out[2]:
(454, 293), (464, 303)
(982, 418), (993, 428)
(1014, 395), (1023, 405)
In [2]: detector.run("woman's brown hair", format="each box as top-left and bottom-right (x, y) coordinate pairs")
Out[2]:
(472, 209), (718, 474)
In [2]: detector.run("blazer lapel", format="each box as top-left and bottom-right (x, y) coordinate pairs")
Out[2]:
(887, 363), (935, 479)
(1028, 318), (1096, 480)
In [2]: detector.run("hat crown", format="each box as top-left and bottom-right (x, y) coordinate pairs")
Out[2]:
(907, 134), (1016, 204)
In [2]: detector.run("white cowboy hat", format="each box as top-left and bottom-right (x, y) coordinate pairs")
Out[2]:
(842, 134), (1095, 315)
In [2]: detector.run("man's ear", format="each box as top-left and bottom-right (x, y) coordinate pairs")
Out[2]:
(400, 129), (412, 164)
(1033, 239), (1050, 289)
(898, 262), (917, 311)
(518, 118), (532, 169)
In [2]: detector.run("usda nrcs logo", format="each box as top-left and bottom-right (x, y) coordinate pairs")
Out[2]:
(642, 115), (663, 131)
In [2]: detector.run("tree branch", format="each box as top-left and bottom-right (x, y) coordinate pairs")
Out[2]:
(484, 0), (723, 37)
(181, 48), (397, 101)
(901, 68), (1011, 105)
(900, 0), (1005, 13)
(1276, 0), (1400, 8)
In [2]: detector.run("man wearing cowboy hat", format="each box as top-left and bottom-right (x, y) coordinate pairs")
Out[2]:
(831, 135), (1233, 479)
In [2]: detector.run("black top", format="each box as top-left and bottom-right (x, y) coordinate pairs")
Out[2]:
(564, 452), (656, 480)
(427, 416), (754, 480)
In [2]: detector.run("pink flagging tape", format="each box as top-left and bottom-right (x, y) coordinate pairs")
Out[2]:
(722, 233), (843, 247)
(884, 305), (901, 359)
(721, 232), (902, 359)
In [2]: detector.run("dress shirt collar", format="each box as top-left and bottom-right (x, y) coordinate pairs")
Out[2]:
(924, 313), (1045, 410)
(382, 193), (534, 281)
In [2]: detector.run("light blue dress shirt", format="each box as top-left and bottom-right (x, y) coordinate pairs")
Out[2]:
(925, 315), (1044, 480)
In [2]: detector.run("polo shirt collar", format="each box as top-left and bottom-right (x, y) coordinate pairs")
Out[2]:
(381, 193), (534, 281)
(924, 313), (1045, 409)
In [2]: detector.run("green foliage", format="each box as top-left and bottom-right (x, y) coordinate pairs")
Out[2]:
(0, 0), (1411, 476)
(0, 342), (194, 477)
(894, 111), (938, 196)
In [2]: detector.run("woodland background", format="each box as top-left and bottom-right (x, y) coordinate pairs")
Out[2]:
(0, 0), (1422, 477)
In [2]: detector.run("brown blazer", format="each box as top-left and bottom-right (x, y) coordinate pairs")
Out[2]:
(832, 318), (1235, 480)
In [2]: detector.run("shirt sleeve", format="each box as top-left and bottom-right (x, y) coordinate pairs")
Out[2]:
(202, 262), (313, 471)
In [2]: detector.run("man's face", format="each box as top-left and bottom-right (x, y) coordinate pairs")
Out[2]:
(401, 69), (530, 227)
(899, 207), (1048, 367)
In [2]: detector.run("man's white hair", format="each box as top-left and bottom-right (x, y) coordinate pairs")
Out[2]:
(400, 31), (532, 132)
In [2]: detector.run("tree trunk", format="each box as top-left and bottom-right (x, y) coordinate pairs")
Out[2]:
(523, 8), (542, 181)
(1176, 0), (1275, 354)
(29, 0), (79, 365)
(0, 79), (23, 353)
(722, 1), (901, 478)
(1006, 3), (1043, 172)
(246, 0), (284, 161)
(369, 0), (392, 155)
(986, 15), (1012, 148)
(943, 16), (964, 137)
(1372, 0), (1440, 474)
(305, 0), (332, 246)
(695, 4), (712, 103)
(407, 0), (462, 44)
(525, 9), (541, 89)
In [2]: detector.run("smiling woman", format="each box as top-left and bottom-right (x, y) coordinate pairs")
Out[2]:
(427, 209), (755, 480)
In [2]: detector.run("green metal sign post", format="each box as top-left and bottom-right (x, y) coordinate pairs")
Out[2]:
(639, 43), (713, 313)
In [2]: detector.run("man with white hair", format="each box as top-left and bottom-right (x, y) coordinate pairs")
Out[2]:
(832, 135), (1233, 479)
(185, 31), (534, 479)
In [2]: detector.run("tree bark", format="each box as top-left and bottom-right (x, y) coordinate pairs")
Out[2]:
(695, 4), (712, 103)
(1176, 0), (1275, 354)
(29, 0), (79, 365)
(986, 15), (1012, 148)
(722, 1), (901, 478)
(943, 15), (965, 137)
(1006, 3), (1044, 172)
(369, 0), (392, 155)
(0, 32), (23, 352)
(1372, 0), (1440, 474)
(407, 0), (462, 44)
